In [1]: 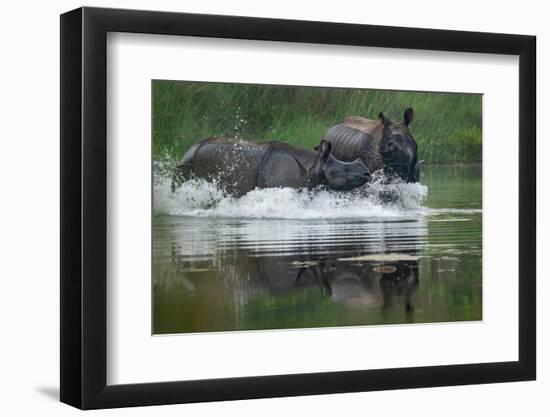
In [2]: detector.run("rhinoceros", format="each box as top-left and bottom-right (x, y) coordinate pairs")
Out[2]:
(171, 137), (371, 196)
(322, 108), (421, 182)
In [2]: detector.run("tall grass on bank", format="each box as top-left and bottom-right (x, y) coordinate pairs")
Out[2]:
(153, 81), (482, 164)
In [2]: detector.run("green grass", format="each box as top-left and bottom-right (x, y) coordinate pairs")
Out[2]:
(153, 80), (482, 164)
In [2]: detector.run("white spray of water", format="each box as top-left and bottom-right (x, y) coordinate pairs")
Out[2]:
(153, 173), (431, 219)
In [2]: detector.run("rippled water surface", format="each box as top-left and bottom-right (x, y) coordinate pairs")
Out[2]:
(153, 164), (482, 334)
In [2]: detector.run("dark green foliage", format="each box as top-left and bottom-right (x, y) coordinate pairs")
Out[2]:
(153, 80), (482, 164)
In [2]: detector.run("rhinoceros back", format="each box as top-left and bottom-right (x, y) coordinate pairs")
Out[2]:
(176, 137), (268, 195)
(323, 122), (384, 173)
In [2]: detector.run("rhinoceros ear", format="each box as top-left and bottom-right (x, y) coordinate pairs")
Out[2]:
(318, 140), (332, 161)
(404, 108), (414, 126)
(378, 112), (392, 128)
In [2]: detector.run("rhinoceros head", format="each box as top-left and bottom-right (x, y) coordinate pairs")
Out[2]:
(378, 108), (419, 182)
(316, 140), (371, 191)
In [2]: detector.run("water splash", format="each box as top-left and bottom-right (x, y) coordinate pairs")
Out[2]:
(153, 169), (430, 219)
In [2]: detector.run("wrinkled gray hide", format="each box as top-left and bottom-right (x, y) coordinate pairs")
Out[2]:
(323, 108), (420, 182)
(172, 137), (371, 196)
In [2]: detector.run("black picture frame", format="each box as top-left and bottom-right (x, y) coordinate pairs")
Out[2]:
(60, 6), (536, 410)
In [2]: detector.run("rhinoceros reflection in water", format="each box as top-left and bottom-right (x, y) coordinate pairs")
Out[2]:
(294, 259), (419, 311)
(213, 255), (420, 312)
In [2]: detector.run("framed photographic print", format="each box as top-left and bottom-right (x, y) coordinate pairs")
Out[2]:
(60, 6), (536, 409)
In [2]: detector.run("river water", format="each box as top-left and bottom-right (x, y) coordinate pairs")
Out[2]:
(153, 164), (482, 334)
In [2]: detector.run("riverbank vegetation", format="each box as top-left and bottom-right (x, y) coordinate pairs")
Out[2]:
(153, 80), (482, 164)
